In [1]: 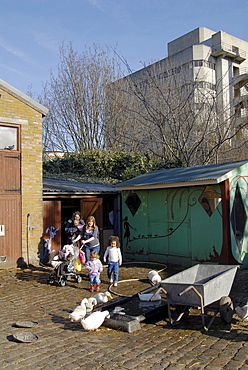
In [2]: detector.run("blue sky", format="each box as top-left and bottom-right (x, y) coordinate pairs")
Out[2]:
(0, 0), (247, 97)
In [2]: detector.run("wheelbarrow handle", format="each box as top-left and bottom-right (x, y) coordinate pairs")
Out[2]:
(178, 285), (203, 301)
(178, 285), (195, 296)
(150, 287), (168, 301)
(178, 285), (204, 314)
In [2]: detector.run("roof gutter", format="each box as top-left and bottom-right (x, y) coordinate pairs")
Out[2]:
(116, 179), (223, 191)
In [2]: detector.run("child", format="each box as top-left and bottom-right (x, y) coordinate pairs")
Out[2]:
(85, 251), (103, 292)
(103, 236), (122, 287)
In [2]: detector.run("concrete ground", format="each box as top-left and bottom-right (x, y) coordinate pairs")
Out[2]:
(0, 262), (247, 370)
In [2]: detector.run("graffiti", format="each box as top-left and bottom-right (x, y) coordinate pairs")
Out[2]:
(230, 179), (248, 260)
(123, 216), (136, 248)
(43, 226), (60, 260)
(124, 188), (199, 242)
(125, 247), (147, 255)
(229, 175), (248, 191)
(198, 186), (222, 217)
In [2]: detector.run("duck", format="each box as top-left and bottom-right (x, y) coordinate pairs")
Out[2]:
(69, 298), (88, 323)
(235, 304), (248, 321)
(91, 291), (113, 305)
(86, 297), (97, 315)
(81, 310), (110, 331)
(147, 270), (162, 285)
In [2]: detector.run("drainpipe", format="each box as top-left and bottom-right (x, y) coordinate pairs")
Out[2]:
(27, 213), (31, 266)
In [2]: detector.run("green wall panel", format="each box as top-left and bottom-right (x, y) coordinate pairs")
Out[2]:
(121, 177), (247, 268)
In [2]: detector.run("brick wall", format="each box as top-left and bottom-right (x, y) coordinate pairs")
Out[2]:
(0, 87), (45, 265)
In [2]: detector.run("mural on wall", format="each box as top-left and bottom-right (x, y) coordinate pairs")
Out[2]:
(124, 188), (195, 244)
(194, 186), (223, 263)
(229, 175), (248, 264)
(198, 186), (222, 217)
(123, 185), (223, 261)
(123, 216), (137, 247)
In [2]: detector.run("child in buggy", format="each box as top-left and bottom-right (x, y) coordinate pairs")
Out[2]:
(47, 244), (83, 286)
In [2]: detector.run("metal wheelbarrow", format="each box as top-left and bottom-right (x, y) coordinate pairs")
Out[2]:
(151, 264), (238, 331)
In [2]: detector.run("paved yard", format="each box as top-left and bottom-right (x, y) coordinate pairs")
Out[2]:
(0, 262), (247, 369)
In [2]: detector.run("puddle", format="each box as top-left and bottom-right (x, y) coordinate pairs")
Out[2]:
(109, 295), (166, 317)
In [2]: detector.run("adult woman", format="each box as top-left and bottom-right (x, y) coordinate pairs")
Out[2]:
(74, 216), (100, 261)
(64, 212), (85, 267)
(65, 211), (85, 244)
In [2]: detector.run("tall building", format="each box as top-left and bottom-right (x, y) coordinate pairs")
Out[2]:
(122, 27), (248, 164)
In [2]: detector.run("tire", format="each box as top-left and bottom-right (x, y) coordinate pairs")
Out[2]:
(47, 278), (55, 285)
(59, 278), (66, 287)
(219, 296), (234, 323)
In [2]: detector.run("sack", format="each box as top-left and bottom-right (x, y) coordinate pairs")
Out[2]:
(79, 250), (85, 264)
(74, 257), (82, 272)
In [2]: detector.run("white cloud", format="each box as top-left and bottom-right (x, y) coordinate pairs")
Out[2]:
(87, 0), (103, 8)
(86, 0), (131, 21)
(0, 63), (29, 78)
(32, 31), (59, 53)
(0, 37), (33, 65)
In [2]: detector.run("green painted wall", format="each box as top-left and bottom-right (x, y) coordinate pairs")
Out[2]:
(121, 184), (223, 266)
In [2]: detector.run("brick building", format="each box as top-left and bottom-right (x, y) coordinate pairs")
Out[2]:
(0, 79), (48, 268)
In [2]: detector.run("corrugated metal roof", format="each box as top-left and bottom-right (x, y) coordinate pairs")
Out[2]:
(115, 160), (248, 190)
(43, 178), (119, 195)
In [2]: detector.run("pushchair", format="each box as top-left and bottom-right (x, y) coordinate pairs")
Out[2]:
(47, 244), (83, 286)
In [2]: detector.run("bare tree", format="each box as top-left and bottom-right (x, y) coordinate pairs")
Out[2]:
(40, 42), (248, 166)
(108, 57), (248, 166)
(41, 43), (122, 153)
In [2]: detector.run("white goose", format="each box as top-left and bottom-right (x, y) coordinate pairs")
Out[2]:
(91, 291), (113, 305)
(81, 310), (110, 331)
(86, 297), (97, 315)
(147, 270), (162, 285)
(69, 298), (88, 323)
(235, 304), (248, 321)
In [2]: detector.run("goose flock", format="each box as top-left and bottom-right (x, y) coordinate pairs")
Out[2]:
(69, 292), (113, 331)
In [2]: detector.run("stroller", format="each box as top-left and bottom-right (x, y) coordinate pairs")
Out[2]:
(47, 244), (83, 286)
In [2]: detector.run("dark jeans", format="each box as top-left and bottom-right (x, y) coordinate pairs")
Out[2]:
(84, 245), (100, 261)
(107, 261), (119, 283)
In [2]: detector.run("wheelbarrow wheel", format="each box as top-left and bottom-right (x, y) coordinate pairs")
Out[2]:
(219, 296), (234, 324)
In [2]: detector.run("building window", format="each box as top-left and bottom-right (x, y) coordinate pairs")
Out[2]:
(232, 46), (239, 54)
(198, 81), (215, 90)
(234, 87), (240, 98)
(193, 60), (215, 70)
(0, 125), (18, 150)
(205, 61), (215, 70)
(235, 107), (241, 117)
(193, 60), (203, 67)
(233, 66), (239, 78)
